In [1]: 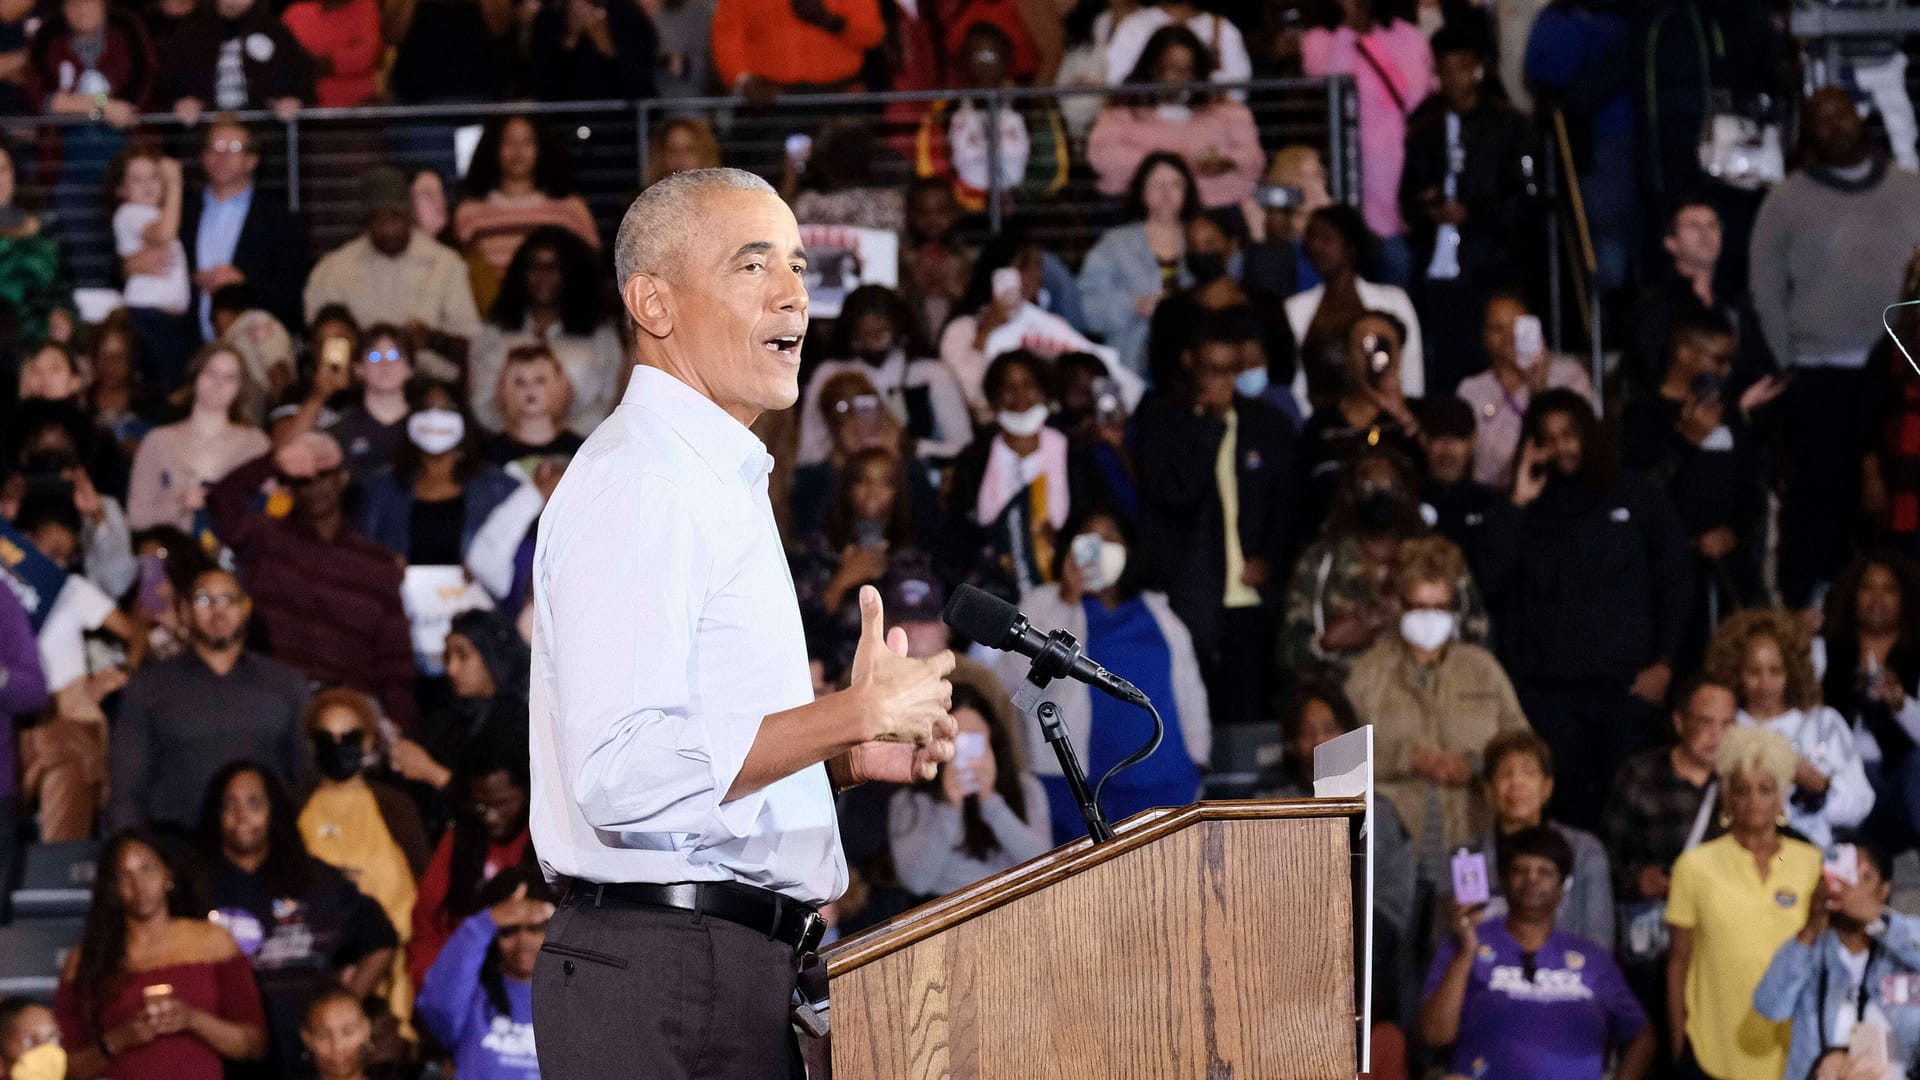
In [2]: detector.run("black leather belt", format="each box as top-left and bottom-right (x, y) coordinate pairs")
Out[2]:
(559, 879), (826, 960)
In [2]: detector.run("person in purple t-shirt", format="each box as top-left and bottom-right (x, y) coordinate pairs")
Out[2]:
(1422, 826), (1655, 1080)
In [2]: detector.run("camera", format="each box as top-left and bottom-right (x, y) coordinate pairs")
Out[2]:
(1092, 376), (1124, 426)
(1254, 184), (1304, 210)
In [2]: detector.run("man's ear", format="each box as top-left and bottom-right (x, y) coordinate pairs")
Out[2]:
(623, 273), (674, 341)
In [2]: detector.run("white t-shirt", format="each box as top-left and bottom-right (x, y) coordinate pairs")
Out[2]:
(113, 203), (190, 314)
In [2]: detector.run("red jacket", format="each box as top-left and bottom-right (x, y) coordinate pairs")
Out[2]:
(407, 827), (532, 990)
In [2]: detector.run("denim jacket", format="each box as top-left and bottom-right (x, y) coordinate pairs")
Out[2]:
(1753, 910), (1920, 1080)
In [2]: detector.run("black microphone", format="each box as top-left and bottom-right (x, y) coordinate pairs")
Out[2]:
(942, 584), (1148, 705)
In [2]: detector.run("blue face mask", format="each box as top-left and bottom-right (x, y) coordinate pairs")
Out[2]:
(1234, 366), (1270, 398)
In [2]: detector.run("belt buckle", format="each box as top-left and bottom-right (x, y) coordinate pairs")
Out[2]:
(795, 910), (827, 963)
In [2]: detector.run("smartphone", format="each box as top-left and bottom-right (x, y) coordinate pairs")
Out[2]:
(1451, 849), (1491, 905)
(1512, 314), (1544, 370)
(142, 983), (175, 1002)
(136, 553), (169, 619)
(785, 133), (813, 171)
(1254, 184), (1304, 210)
(1362, 333), (1392, 386)
(1091, 376), (1124, 426)
(953, 731), (987, 795)
(320, 336), (351, 378)
(991, 266), (1023, 305)
(1069, 532), (1103, 573)
(1824, 843), (1860, 889)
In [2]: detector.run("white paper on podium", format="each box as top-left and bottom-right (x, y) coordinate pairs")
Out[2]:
(1313, 726), (1374, 1073)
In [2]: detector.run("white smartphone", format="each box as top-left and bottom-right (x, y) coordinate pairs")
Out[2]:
(1513, 314), (1545, 370)
(1824, 843), (1860, 888)
(991, 266), (1023, 304)
(954, 731), (987, 795)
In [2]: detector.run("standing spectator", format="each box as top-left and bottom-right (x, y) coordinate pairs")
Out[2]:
(415, 871), (552, 1080)
(207, 436), (416, 727)
(297, 689), (432, 1028)
(54, 829), (268, 1079)
(1421, 826), (1654, 1079)
(304, 167), (482, 382)
(790, 447), (930, 677)
(1086, 27), (1266, 210)
(452, 118), (601, 310)
(298, 989), (376, 1080)
(1284, 205), (1425, 414)
(647, 0), (714, 99)
(796, 285), (971, 468)
(1052, 351), (1140, 519)
(281, 0), (383, 108)
(1629, 197), (1775, 398)
(1472, 730), (1614, 948)
(125, 344), (269, 534)
(1103, 0), (1251, 90)
(0, 998), (62, 1078)
(526, 0), (657, 101)
(1751, 86), (1920, 609)
(938, 235), (1119, 416)
(384, 0), (509, 104)
(1665, 726), (1822, 1080)
(467, 226), (624, 437)
(360, 381), (518, 567)
(942, 351), (1076, 601)
(1482, 389), (1691, 830)
(1819, 553), (1920, 848)
(196, 761), (397, 1079)
(1455, 290), (1594, 490)
(1079, 153), (1200, 377)
(1754, 839), (1920, 1080)
(480, 345), (584, 467)
(181, 118), (310, 341)
(1349, 535), (1525, 885)
(1864, 249), (1920, 560)
(160, 0), (314, 120)
(1398, 24), (1533, 396)
(1133, 319), (1295, 725)
(900, 177), (973, 348)
(644, 116), (721, 188)
(788, 369), (941, 539)
(889, 681), (1051, 898)
(1415, 396), (1494, 573)
(107, 568), (307, 831)
(986, 506), (1211, 843)
(710, 0), (882, 101)
(1294, 309), (1423, 522)
(321, 322), (412, 483)
(1706, 609), (1873, 853)
(910, 23), (1070, 216)
(1242, 145), (1332, 298)
(107, 144), (191, 392)
(390, 607), (530, 831)
(1301, 0), (1434, 287)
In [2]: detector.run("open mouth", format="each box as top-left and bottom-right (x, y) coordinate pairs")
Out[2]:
(762, 334), (803, 356)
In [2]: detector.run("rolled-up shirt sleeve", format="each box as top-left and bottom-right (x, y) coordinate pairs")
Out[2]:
(543, 469), (767, 844)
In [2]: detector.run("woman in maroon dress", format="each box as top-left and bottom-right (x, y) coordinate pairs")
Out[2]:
(55, 829), (268, 1079)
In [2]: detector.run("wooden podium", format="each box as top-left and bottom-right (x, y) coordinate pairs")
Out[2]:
(821, 797), (1367, 1079)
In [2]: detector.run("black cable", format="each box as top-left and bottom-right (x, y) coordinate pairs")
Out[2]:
(1091, 697), (1166, 815)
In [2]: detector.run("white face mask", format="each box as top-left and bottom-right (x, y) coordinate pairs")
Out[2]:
(1155, 103), (1192, 122)
(1075, 534), (1128, 592)
(407, 408), (465, 455)
(1400, 609), (1456, 652)
(997, 403), (1051, 438)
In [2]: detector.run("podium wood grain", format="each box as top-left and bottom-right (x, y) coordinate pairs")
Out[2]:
(825, 800), (1361, 1080)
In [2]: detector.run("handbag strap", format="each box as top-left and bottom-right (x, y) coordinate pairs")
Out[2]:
(1684, 780), (1718, 850)
(1354, 35), (1411, 117)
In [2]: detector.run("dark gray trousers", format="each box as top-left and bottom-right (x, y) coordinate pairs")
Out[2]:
(532, 897), (802, 1079)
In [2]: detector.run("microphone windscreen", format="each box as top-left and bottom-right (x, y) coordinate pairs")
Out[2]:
(942, 583), (1018, 649)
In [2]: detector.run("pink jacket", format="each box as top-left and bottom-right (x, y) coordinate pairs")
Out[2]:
(1302, 22), (1434, 238)
(1086, 101), (1266, 208)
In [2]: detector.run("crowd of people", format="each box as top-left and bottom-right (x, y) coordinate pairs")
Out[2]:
(0, 0), (1916, 1078)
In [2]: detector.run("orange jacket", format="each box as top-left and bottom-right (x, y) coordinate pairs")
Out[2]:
(711, 0), (885, 88)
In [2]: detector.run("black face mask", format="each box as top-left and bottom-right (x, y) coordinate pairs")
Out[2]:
(1356, 490), (1403, 530)
(311, 731), (367, 782)
(1185, 252), (1229, 284)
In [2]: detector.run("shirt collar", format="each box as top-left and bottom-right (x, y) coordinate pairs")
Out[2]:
(204, 183), (254, 210)
(625, 365), (773, 487)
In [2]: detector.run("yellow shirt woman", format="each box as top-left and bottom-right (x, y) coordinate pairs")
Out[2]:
(299, 778), (420, 1027)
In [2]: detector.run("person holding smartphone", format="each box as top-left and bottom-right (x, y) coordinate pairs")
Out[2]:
(1455, 290), (1594, 491)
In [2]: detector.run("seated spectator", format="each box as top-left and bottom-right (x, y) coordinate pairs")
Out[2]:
(0, 997), (62, 1078)
(1285, 205), (1424, 413)
(789, 369), (941, 539)
(54, 829), (268, 1080)
(1079, 152), (1200, 377)
(1350, 535), (1523, 884)
(1707, 610), (1872, 853)
(711, 0), (883, 102)
(911, 22), (1069, 215)
(1104, 0), (1251, 90)
(128, 524), (215, 663)
(986, 505), (1211, 842)
(383, 0), (509, 105)
(305, 167), (481, 382)
(942, 350), (1077, 600)
(1242, 145), (1332, 297)
(1399, 24), (1532, 397)
(207, 436), (416, 726)
(900, 178), (975, 348)
(1628, 196), (1775, 399)
(526, 0), (657, 101)
(411, 169), (453, 245)
(416, 869), (552, 1080)
(453, 118), (601, 311)
(643, 116), (721, 188)
(320, 321), (412, 483)
(1666, 726), (1823, 1080)
(181, 118), (310, 341)
(1282, 448), (1488, 681)
(1300, 0), (1432, 287)
(107, 143), (191, 392)
(1087, 26), (1264, 210)
(1415, 396), (1494, 573)
(297, 689), (431, 1027)
(107, 568), (307, 831)
(391, 607), (529, 831)
(480, 345), (584, 468)
(1052, 350), (1139, 517)
(160, 0), (314, 121)
(791, 447), (931, 676)
(16, 342), (86, 404)
(125, 343), (269, 535)
(889, 681), (1051, 898)
(298, 988), (376, 1080)
(84, 311), (156, 461)
(1134, 320), (1295, 724)
(1258, 678), (1359, 798)
(1471, 730), (1614, 948)
(9, 404), (138, 594)
(281, 0), (384, 108)
(361, 380), (519, 567)
(469, 226), (623, 437)
(1755, 839), (1920, 1080)
(797, 285), (971, 468)
(1421, 826), (1653, 1079)
(1818, 553), (1920, 849)
(408, 715), (536, 991)
(1455, 290), (1593, 490)
(785, 120), (907, 232)
(196, 761), (397, 1079)
(1619, 311), (1773, 644)
(1484, 389), (1691, 830)
(1295, 309), (1423, 520)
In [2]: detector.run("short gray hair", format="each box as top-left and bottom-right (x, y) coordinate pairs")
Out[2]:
(614, 167), (778, 287)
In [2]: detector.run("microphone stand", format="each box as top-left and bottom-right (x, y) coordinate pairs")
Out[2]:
(1010, 627), (1115, 844)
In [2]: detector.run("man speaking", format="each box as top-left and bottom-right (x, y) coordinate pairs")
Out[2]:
(528, 168), (958, 1078)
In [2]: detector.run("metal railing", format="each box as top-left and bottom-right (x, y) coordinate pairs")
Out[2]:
(0, 77), (1359, 288)
(1542, 106), (1605, 410)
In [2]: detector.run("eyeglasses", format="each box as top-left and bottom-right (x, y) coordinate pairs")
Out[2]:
(497, 920), (549, 939)
(191, 592), (244, 610)
(207, 139), (250, 155)
(365, 349), (403, 364)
